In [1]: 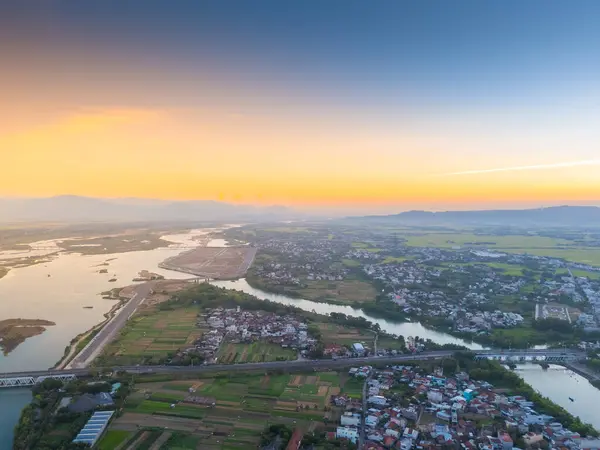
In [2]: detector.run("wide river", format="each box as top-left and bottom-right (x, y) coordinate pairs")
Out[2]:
(1, 228), (599, 447)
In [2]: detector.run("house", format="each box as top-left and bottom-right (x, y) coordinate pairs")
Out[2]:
(397, 438), (413, 450)
(498, 432), (513, 450)
(353, 343), (366, 354)
(286, 429), (303, 450)
(366, 414), (380, 427)
(522, 432), (544, 447)
(336, 426), (358, 443)
(68, 393), (114, 413)
(427, 390), (443, 404)
(341, 412), (361, 427)
(369, 395), (388, 406)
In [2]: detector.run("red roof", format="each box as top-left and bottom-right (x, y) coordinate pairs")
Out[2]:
(285, 428), (304, 450)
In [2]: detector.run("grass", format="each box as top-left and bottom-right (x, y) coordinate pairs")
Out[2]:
(97, 430), (132, 450)
(316, 322), (375, 348)
(403, 232), (572, 249)
(297, 279), (377, 304)
(501, 247), (600, 267)
(382, 256), (412, 264)
(484, 263), (525, 276)
(165, 434), (201, 449)
(97, 306), (205, 366)
(341, 259), (361, 267)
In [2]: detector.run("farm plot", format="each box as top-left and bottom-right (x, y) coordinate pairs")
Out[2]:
(109, 372), (344, 449)
(216, 341), (297, 364)
(99, 306), (206, 365)
(316, 322), (375, 348)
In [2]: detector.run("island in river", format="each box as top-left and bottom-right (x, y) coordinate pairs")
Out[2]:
(0, 319), (56, 355)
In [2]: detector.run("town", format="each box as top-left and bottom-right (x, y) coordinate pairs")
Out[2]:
(333, 362), (600, 450)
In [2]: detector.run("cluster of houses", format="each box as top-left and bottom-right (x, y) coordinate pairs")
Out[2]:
(366, 262), (527, 332)
(332, 366), (600, 450)
(193, 307), (315, 362)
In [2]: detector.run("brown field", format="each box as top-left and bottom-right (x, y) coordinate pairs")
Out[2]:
(160, 246), (257, 279)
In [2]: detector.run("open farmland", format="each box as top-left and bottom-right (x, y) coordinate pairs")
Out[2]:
(104, 371), (349, 449)
(297, 279), (377, 304)
(160, 246), (257, 279)
(96, 306), (206, 366)
(216, 341), (297, 364)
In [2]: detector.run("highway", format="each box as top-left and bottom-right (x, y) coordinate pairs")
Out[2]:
(66, 282), (156, 369)
(3, 352), (457, 380)
(0, 349), (587, 385)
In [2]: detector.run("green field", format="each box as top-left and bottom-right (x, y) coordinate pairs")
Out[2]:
(402, 231), (600, 267)
(382, 256), (412, 264)
(501, 247), (600, 267)
(297, 279), (377, 304)
(216, 341), (297, 364)
(105, 372), (348, 449)
(404, 232), (571, 248)
(96, 430), (132, 450)
(97, 306), (205, 366)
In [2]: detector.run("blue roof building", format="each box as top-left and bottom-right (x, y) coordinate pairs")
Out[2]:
(73, 411), (114, 447)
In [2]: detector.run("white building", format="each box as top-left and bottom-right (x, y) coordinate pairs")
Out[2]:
(340, 412), (360, 427)
(336, 426), (358, 443)
(427, 390), (443, 403)
(353, 343), (365, 354)
(368, 395), (387, 406)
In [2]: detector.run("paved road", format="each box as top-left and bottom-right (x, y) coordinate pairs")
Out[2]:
(3, 352), (457, 379)
(358, 371), (372, 449)
(1, 348), (586, 380)
(66, 282), (156, 369)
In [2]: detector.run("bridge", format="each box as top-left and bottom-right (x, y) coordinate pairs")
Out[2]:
(0, 373), (78, 388)
(473, 348), (584, 363)
(0, 348), (586, 388)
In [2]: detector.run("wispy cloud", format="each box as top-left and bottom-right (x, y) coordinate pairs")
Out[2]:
(443, 159), (600, 176)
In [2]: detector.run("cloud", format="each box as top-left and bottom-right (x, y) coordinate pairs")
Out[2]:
(443, 159), (600, 176)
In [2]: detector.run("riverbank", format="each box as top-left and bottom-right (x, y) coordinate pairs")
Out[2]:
(53, 289), (130, 369)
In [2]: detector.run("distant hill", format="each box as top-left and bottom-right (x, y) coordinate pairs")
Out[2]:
(0, 196), (299, 223)
(351, 206), (600, 228)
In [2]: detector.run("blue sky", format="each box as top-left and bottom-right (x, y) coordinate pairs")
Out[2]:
(1, 1), (599, 211)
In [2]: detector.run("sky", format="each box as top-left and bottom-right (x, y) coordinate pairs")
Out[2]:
(1, 1), (599, 214)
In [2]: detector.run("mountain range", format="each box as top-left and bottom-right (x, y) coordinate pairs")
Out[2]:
(353, 206), (600, 227)
(0, 196), (298, 223)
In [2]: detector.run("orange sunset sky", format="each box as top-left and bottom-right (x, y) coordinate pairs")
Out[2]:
(1, 2), (599, 214)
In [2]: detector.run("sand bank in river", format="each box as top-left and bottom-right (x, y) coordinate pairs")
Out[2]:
(0, 319), (56, 355)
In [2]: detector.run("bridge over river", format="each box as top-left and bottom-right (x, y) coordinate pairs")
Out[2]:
(0, 348), (586, 388)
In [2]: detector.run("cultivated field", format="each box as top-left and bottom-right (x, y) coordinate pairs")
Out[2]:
(160, 246), (257, 279)
(216, 342), (297, 364)
(100, 371), (350, 449)
(97, 306), (205, 366)
(297, 279), (377, 304)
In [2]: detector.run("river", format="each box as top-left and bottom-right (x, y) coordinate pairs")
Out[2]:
(1, 228), (599, 445)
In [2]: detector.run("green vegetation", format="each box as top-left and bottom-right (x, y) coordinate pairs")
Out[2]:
(95, 306), (204, 366)
(97, 430), (131, 449)
(297, 279), (377, 304)
(217, 341), (297, 364)
(107, 370), (347, 449)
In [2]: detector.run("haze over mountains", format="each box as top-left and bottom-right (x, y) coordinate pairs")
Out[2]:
(0, 196), (298, 223)
(356, 206), (600, 228)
